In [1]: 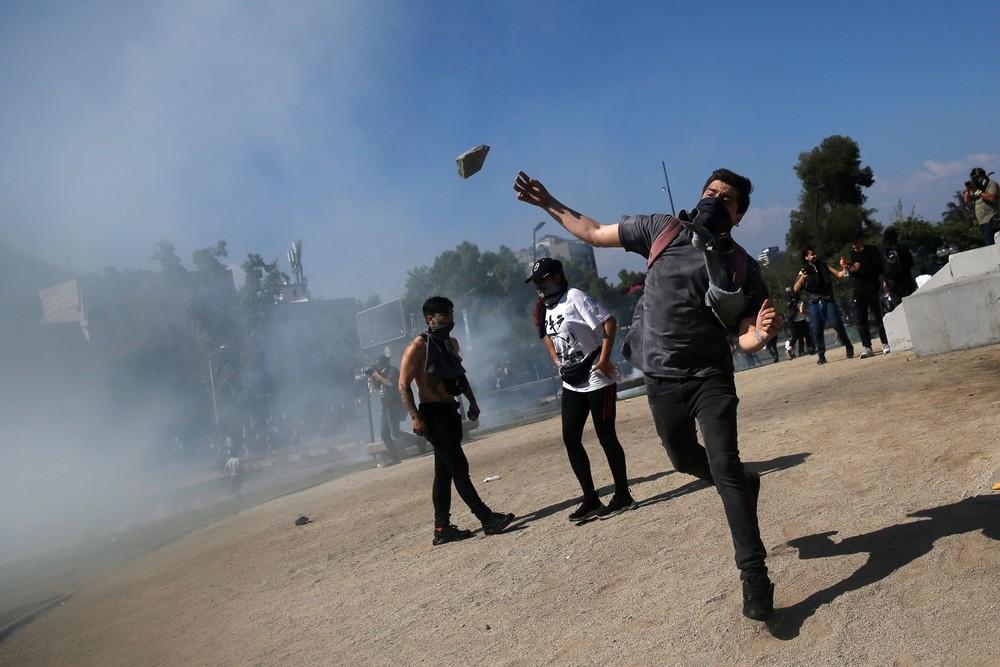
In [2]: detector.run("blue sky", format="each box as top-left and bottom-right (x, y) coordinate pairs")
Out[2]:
(1, 1), (996, 302)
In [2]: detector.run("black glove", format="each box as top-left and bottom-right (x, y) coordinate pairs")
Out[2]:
(693, 197), (733, 235)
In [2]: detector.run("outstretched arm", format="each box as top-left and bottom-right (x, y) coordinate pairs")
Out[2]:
(828, 264), (848, 279)
(514, 171), (623, 248)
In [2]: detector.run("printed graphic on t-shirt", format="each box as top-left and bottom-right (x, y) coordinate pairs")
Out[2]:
(545, 312), (584, 365)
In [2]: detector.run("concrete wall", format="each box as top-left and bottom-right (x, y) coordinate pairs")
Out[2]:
(884, 244), (1000, 355)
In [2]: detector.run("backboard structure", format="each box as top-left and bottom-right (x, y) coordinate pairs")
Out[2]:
(356, 299), (407, 350)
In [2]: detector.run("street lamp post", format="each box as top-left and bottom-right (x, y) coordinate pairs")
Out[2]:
(208, 345), (226, 443)
(532, 221), (546, 262)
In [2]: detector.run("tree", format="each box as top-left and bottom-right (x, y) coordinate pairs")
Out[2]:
(787, 136), (877, 261)
(236, 254), (289, 424)
(939, 191), (981, 252)
(402, 242), (552, 386)
(152, 239), (185, 277)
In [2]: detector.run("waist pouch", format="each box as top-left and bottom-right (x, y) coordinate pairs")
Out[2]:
(560, 349), (599, 385)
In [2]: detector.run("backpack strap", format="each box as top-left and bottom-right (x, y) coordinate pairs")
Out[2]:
(729, 240), (749, 287)
(646, 217), (683, 270)
(647, 217), (750, 288)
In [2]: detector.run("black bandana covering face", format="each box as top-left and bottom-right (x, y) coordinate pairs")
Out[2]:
(427, 322), (455, 340)
(537, 278), (569, 308)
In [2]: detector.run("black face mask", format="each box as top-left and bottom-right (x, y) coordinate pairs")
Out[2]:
(694, 196), (735, 236)
(427, 322), (455, 340)
(536, 277), (569, 307)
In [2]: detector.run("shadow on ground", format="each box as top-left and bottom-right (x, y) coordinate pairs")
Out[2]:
(768, 495), (1000, 640)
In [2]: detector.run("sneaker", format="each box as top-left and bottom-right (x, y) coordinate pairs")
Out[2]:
(568, 497), (606, 522)
(599, 494), (638, 519)
(859, 346), (874, 359)
(845, 347), (855, 359)
(882, 346), (891, 355)
(378, 455), (401, 467)
(742, 574), (775, 621)
(481, 511), (515, 535)
(816, 353), (827, 365)
(432, 524), (473, 546)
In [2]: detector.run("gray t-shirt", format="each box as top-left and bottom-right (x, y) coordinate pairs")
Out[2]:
(618, 213), (768, 378)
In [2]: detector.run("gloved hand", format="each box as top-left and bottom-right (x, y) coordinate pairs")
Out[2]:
(693, 197), (733, 235)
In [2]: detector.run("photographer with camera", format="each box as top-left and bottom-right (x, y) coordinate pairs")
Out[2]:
(368, 353), (405, 466)
(963, 167), (999, 246)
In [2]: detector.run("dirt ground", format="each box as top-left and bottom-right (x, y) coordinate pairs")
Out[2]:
(2, 344), (999, 666)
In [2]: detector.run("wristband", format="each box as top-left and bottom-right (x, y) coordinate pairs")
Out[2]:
(753, 329), (766, 344)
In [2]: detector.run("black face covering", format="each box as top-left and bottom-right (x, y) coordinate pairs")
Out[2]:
(422, 321), (467, 393)
(694, 196), (734, 236)
(427, 322), (455, 340)
(537, 278), (569, 308)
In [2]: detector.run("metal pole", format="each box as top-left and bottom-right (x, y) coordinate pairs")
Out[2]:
(533, 221), (546, 262)
(364, 380), (375, 445)
(661, 161), (676, 216)
(209, 358), (220, 443)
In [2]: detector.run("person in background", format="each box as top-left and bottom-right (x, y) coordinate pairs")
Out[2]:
(794, 246), (855, 365)
(963, 168), (999, 246)
(527, 257), (637, 522)
(764, 333), (780, 364)
(784, 287), (814, 358)
(880, 226), (917, 308)
(368, 353), (405, 465)
(844, 230), (890, 358)
(399, 296), (515, 546)
(223, 450), (242, 496)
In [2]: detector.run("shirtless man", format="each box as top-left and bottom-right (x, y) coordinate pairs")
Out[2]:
(399, 295), (514, 546)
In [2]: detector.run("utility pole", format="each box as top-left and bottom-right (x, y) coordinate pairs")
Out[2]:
(533, 221), (546, 262)
(661, 161), (676, 216)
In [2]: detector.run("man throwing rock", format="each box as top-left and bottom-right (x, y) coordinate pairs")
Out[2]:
(514, 168), (780, 620)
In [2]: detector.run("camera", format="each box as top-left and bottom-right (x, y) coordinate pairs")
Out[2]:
(966, 180), (976, 190)
(353, 366), (377, 382)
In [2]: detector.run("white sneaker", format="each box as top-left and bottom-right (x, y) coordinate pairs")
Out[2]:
(859, 347), (874, 359)
(882, 346), (891, 355)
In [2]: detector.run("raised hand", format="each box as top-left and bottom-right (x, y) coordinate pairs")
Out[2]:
(513, 171), (553, 208)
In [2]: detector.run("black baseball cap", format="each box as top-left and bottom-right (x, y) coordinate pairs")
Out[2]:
(525, 257), (563, 283)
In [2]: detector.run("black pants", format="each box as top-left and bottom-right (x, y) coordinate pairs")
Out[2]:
(561, 383), (630, 499)
(765, 337), (779, 362)
(853, 288), (887, 349)
(644, 372), (766, 580)
(379, 401), (403, 461)
(789, 319), (813, 355)
(419, 401), (490, 528)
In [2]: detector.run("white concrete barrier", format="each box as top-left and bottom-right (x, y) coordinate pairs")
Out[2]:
(884, 245), (1000, 355)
